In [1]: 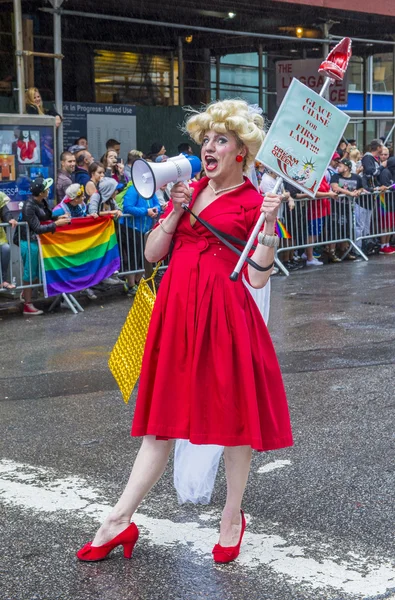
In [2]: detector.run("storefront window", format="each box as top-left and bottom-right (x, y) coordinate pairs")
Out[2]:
(348, 57), (363, 92)
(373, 53), (393, 92)
(211, 52), (267, 111)
(94, 50), (178, 106)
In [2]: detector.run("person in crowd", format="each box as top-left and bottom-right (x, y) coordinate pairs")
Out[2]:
(349, 148), (363, 175)
(120, 181), (161, 295)
(88, 177), (122, 219)
(0, 191), (17, 290)
(88, 177), (123, 286)
(178, 142), (193, 155)
(25, 87), (46, 115)
(146, 142), (166, 162)
(259, 169), (298, 271)
(68, 144), (86, 156)
(155, 184), (170, 211)
(77, 99), (292, 564)
(331, 158), (364, 259)
(75, 136), (88, 150)
(52, 184), (98, 300)
(103, 149), (128, 186)
(361, 139), (383, 190)
(85, 162), (105, 202)
(380, 146), (390, 170)
(106, 138), (121, 155)
(74, 151), (94, 188)
(337, 140), (351, 159)
(18, 177), (70, 316)
(124, 150), (143, 181)
(379, 156), (395, 188)
(304, 179), (339, 266)
(52, 183), (87, 218)
(325, 152), (341, 183)
(154, 155), (169, 163)
(56, 151), (76, 202)
(377, 156), (395, 254)
(25, 87), (62, 127)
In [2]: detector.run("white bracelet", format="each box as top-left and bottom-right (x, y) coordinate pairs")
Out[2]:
(257, 231), (279, 248)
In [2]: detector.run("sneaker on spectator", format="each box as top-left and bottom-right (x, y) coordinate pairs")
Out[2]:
(313, 250), (322, 258)
(291, 259), (304, 270)
(328, 251), (342, 263)
(306, 258), (323, 266)
(101, 277), (122, 285)
(85, 288), (97, 300)
(301, 252), (307, 260)
(379, 246), (395, 255)
(344, 253), (357, 260)
(270, 266), (279, 276)
(127, 284), (139, 297)
(284, 261), (301, 272)
(23, 303), (43, 316)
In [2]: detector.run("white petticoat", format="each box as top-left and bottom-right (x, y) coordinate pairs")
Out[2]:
(174, 280), (271, 504)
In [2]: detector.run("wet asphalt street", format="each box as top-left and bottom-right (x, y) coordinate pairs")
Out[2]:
(0, 256), (394, 600)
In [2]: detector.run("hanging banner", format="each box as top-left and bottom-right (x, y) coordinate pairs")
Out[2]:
(276, 59), (349, 106)
(256, 78), (350, 197)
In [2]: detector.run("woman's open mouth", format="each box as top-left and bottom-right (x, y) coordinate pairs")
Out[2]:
(205, 155), (218, 172)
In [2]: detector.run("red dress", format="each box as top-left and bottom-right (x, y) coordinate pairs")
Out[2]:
(131, 177), (293, 452)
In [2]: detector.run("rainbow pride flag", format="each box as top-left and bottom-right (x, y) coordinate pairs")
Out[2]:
(379, 192), (387, 214)
(275, 219), (291, 239)
(38, 216), (120, 297)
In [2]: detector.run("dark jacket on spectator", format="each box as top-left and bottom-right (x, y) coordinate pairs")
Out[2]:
(19, 197), (56, 242)
(74, 167), (90, 189)
(361, 153), (381, 190)
(26, 104), (59, 118)
(379, 156), (395, 188)
(56, 169), (74, 202)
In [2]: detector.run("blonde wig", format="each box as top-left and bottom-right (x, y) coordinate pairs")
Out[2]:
(185, 99), (265, 169)
(25, 87), (45, 115)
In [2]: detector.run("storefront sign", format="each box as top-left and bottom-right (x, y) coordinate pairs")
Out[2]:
(276, 59), (348, 106)
(62, 102), (137, 162)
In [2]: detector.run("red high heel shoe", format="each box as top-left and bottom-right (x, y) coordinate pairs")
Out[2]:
(212, 510), (246, 564)
(76, 523), (139, 562)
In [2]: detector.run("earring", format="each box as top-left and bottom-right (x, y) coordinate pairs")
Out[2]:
(235, 155), (243, 163)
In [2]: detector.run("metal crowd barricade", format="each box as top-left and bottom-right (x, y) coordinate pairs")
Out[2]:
(2, 195), (394, 300)
(276, 194), (368, 275)
(354, 189), (395, 250)
(0, 216), (163, 302)
(0, 220), (44, 292)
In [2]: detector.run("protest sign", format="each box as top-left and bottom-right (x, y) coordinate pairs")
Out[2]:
(256, 78), (350, 197)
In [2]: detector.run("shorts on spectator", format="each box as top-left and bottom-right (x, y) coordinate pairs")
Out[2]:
(20, 239), (40, 282)
(308, 217), (325, 237)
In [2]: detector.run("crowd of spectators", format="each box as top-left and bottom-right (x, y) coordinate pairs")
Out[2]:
(1, 117), (395, 315)
(260, 136), (395, 272)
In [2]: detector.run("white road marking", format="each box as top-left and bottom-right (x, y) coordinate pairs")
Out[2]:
(1, 459), (394, 596)
(257, 459), (292, 473)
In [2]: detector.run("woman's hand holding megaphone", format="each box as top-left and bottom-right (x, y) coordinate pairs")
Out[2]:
(171, 182), (192, 214)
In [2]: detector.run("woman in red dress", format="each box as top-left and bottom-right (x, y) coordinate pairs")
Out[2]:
(77, 99), (293, 564)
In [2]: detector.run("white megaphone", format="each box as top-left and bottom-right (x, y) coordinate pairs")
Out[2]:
(131, 154), (202, 199)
